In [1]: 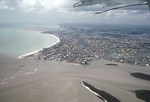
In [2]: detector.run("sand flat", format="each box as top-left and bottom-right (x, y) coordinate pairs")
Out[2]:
(0, 56), (150, 102)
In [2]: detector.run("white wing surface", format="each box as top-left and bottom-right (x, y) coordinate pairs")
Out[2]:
(103, 0), (122, 7)
(73, 0), (123, 7)
(73, 0), (149, 14)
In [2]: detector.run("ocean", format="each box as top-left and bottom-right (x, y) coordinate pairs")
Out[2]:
(0, 26), (58, 58)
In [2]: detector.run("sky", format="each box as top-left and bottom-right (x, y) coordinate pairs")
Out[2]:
(0, 0), (150, 25)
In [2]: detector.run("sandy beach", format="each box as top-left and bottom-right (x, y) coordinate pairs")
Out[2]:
(18, 33), (60, 59)
(0, 55), (150, 102)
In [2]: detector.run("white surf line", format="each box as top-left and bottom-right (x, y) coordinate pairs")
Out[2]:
(80, 81), (107, 102)
(18, 34), (60, 59)
(18, 50), (38, 59)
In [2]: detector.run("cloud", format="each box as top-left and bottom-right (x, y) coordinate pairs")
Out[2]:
(105, 9), (150, 19)
(0, 1), (14, 10)
(101, 9), (150, 25)
(16, 0), (150, 17)
(9, 0), (149, 25)
(17, 0), (75, 13)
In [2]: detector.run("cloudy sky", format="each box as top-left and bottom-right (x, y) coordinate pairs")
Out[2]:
(0, 0), (150, 25)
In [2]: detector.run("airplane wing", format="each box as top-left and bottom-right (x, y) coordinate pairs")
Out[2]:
(146, 0), (150, 10)
(73, 0), (123, 7)
(96, 3), (147, 14)
(73, 0), (150, 14)
(80, 0), (90, 3)
(103, 0), (123, 7)
(73, 0), (91, 7)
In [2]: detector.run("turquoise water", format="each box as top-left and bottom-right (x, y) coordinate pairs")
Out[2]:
(0, 27), (57, 58)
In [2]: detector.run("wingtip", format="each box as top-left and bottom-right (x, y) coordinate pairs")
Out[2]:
(73, 1), (82, 7)
(146, 0), (150, 11)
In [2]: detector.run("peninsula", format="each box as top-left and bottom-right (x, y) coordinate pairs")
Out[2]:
(33, 24), (150, 66)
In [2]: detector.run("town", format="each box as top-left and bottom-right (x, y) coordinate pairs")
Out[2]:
(34, 24), (150, 66)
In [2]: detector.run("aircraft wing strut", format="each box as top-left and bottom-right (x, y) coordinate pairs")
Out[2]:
(96, 3), (147, 14)
(73, 0), (150, 14)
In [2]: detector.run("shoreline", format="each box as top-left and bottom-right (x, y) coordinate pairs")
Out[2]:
(18, 33), (60, 59)
(80, 81), (108, 102)
(18, 27), (150, 66)
(81, 81), (120, 102)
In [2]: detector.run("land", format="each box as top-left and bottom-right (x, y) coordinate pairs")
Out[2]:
(139, 56), (150, 63)
(34, 24), (150, 66)
(130, 73), (150, 81)
(105, 64), (118, 66)
(135, 90), (150, 102)
(81, 81), (120, 102)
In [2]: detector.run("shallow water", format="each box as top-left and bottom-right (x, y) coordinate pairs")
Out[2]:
(0, 56), (149, 102)
(0, 27), (57, 58)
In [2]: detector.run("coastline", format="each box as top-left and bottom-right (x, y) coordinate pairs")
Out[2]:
(81, 81), (120, 102)
(1, 24), (150, 102)
(18, 33), (60, 59)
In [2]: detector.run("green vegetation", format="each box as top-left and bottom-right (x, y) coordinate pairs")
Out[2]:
(82, 81), (120, 102)
(135, 90), (150, 102)
(130, 73), (150, 81)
